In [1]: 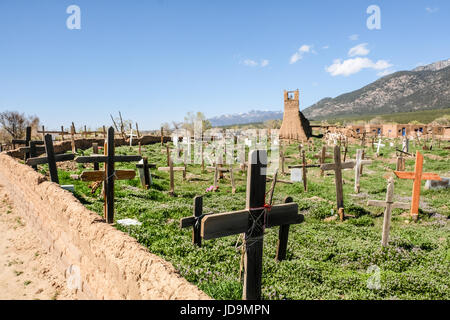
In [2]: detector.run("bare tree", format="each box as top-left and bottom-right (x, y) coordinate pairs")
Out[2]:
(0, 111), (39, 140)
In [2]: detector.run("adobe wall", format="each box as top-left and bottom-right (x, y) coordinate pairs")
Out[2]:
(6, 135), (172, 159)
(0, 153), (209, 300)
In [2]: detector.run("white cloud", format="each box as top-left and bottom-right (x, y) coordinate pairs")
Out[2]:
(290, 45), (313, 64)
(349, 34), (359, 41)
(299, 45), (311, 53)
(348, 43), (370, 57)
(322, 45), (330, 49)
(326, 57), (393, 76)
(242, 59), (258, 67)
(426, 7), (438, 13)
(377, 69), (396, 77)
(241, 58), (269, 68)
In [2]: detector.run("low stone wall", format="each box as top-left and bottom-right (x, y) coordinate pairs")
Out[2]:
(0, 153), (209, 300)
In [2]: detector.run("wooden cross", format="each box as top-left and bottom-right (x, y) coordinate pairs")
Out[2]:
(158, 160), (186, 195)
(26, 134), (75, 184)
(320, 145), (355, 219)
(354, 149), (372, 193)
(200, 150), (304, 300)
(75, 127), (142, 223)
(11, 126), (31, 150)
(394, 151), (442, 220)
(136, 157), (156, 189)
(313, 146), (332, 176)
(126, 127), (137, 147)
(374, 138), (385, 156)
(207, 165), (238, 193)
(367, 178), (409, 247)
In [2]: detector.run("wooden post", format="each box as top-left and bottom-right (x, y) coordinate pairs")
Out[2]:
(192, 196), (203, 246)
(166, 144), (170, 166)
(213, 164), (219, 188)
(367, 178), (409, 247)
(92, 143), (99, 170)
(302, 150), (307, 192)
(280, 148), (285, 175)
(169, 158), (175, 196)
(105, 127), (115, 224)
(360, 149), (365, 175)
(230, 166), (236, 194)
(320, 146), (326, 176)
(135, 122), (140, 138)
(243, 150), (267, 300)
(41, 125), (45, 140)
(275, 196), (292, 262)
(161, 127), (164, 146)
(61, 126), (65, 141)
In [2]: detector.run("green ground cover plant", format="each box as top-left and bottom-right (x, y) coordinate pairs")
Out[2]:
(50, 136), (450, 300)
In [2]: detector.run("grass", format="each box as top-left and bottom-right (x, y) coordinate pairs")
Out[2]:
(52, 137), (450, 300)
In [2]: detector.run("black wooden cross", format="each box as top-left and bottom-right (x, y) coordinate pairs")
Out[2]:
(75, 127), (141, 223)
(26, 134), (75, 183)
(136, 157), (156, 189)
(199, 150), (304, 300)
(11, 126), (31, 149)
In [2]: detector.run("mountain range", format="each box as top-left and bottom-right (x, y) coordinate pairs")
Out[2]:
(208, 58), (450, 126)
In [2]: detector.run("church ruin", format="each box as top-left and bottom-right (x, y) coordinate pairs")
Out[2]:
(279, 90), (312, 141)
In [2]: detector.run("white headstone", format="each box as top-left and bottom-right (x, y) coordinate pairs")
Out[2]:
(117, 218), (142, 226)
(290, 168), (303, 182)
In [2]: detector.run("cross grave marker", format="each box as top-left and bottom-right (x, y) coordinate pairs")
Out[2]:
(200, 150), (304, 300)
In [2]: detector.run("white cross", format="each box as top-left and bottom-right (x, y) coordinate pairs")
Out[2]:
(126, 128), (137, 147)
(374, 138), (385, 156)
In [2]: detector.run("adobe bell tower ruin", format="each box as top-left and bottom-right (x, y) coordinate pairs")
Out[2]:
(279, 89), (312, 141)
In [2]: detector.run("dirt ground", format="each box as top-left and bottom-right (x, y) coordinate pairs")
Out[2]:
(0, 184), (77, 300)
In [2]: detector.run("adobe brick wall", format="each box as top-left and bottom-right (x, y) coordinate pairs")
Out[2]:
(5, 135), (172, 159)
(0, 153), (209, 300)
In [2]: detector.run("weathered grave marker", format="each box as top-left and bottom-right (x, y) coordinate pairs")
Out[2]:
(394, 151), (442, 220)
(75, 127), (142, 223)
(313, 146), (332, 176)
(26, 134), (75, 184)
(320, 145), (355, 219)
(12, 126), (31, 150)
(200, 150), (304, 300)
(374, 138), (385, 156)
(367, 178), (409, 247)
(136, 157), (156, 189)
(396, 155), (405, 171)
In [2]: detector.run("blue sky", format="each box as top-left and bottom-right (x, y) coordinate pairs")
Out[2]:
(1, 0), (449, 130)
